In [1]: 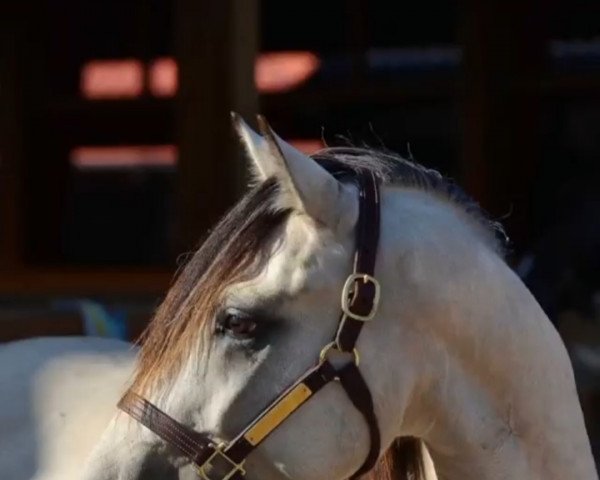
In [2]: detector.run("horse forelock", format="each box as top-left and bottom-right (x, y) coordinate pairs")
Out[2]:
(129, 178), (291, 395)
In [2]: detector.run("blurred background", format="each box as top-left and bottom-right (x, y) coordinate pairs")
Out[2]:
(0, 0), (598, 464)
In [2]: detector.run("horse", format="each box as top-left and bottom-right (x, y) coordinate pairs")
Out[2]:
(0, 115), (596, 480)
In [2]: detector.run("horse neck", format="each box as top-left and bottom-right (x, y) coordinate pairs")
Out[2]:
(381, 189), (597, 480)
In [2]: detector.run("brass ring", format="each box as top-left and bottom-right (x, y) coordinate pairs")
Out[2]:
(319, 341), (360, 366)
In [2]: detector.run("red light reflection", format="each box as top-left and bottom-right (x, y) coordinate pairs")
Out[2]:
(71, 145), (177, 169)
(81, 51), (319, 99)
(255, 51), (320, 93)
(81, 59), (144, 99)
(149, 57), (178, 97)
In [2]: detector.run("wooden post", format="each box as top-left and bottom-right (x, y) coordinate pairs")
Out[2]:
(0, 3), (25, 270)
(173, 0), (259, 253)
(459, 1), (552, 249)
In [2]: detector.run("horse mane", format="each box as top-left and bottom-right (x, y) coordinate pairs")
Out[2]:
(313, 146), (508, 255)
(130, 146), (504, 479)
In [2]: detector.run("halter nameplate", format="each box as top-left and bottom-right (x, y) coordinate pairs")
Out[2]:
(244, 383), (312, 445)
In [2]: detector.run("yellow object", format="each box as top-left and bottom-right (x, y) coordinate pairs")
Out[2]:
(244, 383), (312, 445)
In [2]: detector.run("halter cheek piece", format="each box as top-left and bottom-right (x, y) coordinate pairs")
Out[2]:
(119, 170), (381, 480)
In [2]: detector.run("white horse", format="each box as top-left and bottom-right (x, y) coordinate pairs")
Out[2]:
(0, 116), (597, 480)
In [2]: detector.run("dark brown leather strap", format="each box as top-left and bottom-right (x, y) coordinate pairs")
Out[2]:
(333, 170), (382, 477)
(118, 393), (215, 466)
(337, 362), (381, 478)
(335, 170), (381, 352)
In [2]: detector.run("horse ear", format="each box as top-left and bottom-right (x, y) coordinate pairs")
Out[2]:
(256, 115), (357, 230)
(231, 112), (276, 182)
(231, 112), (356, 230)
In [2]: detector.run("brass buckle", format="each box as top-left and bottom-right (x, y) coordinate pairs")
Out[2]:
(319, 341), (360, 366)
(197, 444), (246, 480)
(340, 273), (381, 321)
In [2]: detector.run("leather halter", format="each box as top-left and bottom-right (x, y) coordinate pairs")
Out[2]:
(119, 170), (382, 480)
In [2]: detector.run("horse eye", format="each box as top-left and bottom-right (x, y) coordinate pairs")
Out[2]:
(220, 310), (257, 339)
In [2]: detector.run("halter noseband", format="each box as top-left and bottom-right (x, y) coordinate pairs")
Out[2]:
(119, 170), (382, 480)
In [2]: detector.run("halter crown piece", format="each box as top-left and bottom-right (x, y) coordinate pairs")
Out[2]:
(119, 129), (382, 480)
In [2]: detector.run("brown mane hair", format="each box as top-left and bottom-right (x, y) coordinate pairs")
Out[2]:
(127, 147), (501, 479)
(130, 178), (291, 394)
